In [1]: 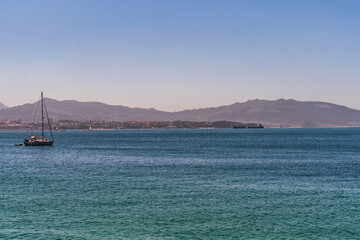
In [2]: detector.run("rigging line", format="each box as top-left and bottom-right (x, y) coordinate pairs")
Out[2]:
(32, 96), (41, 133)
(41, 92), (44, 137)
(43, 98), (54, 140)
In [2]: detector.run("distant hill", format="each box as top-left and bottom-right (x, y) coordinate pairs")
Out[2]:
(0, 102), (8, 110)
(1, 98), (360, 126)
(171, 99), (360, 125)
(0, 98), (171, 122)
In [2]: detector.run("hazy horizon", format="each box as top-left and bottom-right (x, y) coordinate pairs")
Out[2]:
(2, 97), (360, 113)
(3, 96), (360, 112)
(1, 0), (359, 111)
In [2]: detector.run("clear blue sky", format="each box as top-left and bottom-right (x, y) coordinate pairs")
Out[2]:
(0, 0), (359, 111)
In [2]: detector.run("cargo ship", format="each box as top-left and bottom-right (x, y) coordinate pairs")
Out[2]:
(233, 123), (264, 129)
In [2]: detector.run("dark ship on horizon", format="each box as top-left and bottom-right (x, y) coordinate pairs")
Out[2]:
(233, 123), (264, 129)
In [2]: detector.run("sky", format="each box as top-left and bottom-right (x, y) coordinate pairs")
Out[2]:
(0, 0), (359, 111)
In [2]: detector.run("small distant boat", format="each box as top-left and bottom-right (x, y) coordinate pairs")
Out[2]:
(24, 92), (54, 146)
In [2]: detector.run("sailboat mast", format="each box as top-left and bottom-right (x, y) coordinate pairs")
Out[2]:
(41, 92), (44, 137)
(43, 96), (54, 141)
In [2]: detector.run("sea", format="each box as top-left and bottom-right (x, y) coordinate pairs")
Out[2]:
(1, 128), (360, 239)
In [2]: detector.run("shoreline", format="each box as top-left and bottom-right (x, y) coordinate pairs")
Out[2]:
(1, 126), (360, 131)
(2, 119), (360, 131)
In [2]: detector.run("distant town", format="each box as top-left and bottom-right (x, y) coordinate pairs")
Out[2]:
(0, 119), (264, 131)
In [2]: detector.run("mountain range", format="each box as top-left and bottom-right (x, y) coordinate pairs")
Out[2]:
(1, 98), (360, 126)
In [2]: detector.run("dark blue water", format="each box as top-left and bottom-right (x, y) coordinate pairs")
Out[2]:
(1, 128), (360, 239)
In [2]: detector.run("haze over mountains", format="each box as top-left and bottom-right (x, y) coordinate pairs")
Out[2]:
(0, 103), (8, 110)
(1, 98), (360, 126)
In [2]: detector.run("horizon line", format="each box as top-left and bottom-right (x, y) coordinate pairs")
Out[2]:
(1, 97), (360, 112)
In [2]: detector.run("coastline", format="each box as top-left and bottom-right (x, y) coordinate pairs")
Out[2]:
(0, 120), (264, 131)
(2, 119), (360, 131)
(2, 126), (360, 131)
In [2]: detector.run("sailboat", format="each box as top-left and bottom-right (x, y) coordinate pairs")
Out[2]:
(24, 92), (54, 146)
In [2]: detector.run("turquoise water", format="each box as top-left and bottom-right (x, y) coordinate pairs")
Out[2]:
(1, 128), (360, 239)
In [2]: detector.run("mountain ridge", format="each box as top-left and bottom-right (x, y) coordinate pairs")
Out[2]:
(1, 98), (360, 126)
(0, 102), (8, 110)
